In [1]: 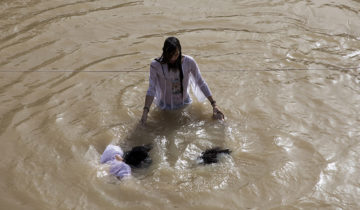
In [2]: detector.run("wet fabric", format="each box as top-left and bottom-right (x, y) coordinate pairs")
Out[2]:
(168, 70), (183, 105)
(146, 55), (212, 110)
(108, 160), (131, 179)
(100, 145), (131, 179)
(100, 144), (124, 164)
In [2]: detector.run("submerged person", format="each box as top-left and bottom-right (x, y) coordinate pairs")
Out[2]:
(100, 144), (152, 180)
(140, 37), (224, 125)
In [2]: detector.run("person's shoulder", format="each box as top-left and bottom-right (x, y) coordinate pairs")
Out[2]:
(183, 55), (197, 67)
(183, 54), (195, 62)
(150, 59), (158, 66)
(150, 59), (162, 68)
(150, 59), (159, 64)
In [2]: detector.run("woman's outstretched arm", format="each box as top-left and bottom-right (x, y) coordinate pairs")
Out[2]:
(140, 95), (154, 125)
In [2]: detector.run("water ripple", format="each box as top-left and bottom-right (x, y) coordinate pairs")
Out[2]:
(48, 52), (140, 89)
(0, 40), (58, 66)
(138, 27), (275, 39)
(0, 53), (67, 94)
(0, 1), (142, 46)
(321, 3), (359, 15)
(0, 105), (23, 134)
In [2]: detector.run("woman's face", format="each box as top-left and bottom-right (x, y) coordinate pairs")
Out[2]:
(169, 49), (180, 64)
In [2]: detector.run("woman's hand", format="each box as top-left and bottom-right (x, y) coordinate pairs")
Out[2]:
(207, 97), (225, 121)
(140, 108), (149, 125)
(212, 105), (224, 120)
(141, 96), (154, 126)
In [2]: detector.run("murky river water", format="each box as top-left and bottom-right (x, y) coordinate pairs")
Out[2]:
(1, 0), (360, 209)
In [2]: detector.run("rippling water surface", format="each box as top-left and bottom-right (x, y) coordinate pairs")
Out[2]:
(1, 0), (360, 209)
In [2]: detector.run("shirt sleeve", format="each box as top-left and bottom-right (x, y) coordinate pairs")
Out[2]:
(100, 145), (124, 164)
(190, 58), (212, 97)
(146, 61), (158, 97)
(109, 161), (131, 179)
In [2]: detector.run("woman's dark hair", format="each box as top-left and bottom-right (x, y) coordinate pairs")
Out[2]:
(123, 145), (152, 168)
(159, 37), (184, 96)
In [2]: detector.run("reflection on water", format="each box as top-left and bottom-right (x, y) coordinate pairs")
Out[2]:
(1, 0), (360, 209)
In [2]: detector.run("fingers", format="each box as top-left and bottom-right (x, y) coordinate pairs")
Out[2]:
(140, 112), (148, 125)
(140, 120), (145, 126)
(214, 113), (224, 120)
(213, 107), (225, 120)
(140, 117), (146, 125)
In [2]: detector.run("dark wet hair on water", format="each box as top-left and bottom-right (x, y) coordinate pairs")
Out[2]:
(123, 145), (152, 168)
(158, 37), (184, 95)
(199, 147), (231, 164)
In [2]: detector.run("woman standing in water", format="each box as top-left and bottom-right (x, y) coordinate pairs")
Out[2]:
(140, 37), (224, 125)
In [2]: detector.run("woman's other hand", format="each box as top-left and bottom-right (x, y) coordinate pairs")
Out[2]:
(213, 105), (224, 120)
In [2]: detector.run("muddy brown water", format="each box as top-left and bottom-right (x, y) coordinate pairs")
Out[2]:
(0, 0), (360, 209)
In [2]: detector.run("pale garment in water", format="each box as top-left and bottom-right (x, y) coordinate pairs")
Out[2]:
(0, 0), (360, 209)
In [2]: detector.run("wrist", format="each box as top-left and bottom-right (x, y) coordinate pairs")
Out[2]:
(143, 106), (149, 113)
(210, 100), (216, 107)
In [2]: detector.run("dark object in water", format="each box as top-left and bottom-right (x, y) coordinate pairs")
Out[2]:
(123, 145), (152, 168)
(200, 147), (231, 164)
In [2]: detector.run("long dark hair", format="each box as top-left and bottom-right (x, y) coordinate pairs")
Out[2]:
(158, 37), (184, 95)
(123, 145), (152, 168)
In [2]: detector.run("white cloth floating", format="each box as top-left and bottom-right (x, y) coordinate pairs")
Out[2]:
(100, 145), (131, 179)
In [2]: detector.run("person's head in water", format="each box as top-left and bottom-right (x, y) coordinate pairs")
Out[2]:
(123, 145), (152, 168)
(161, 37), (182, 66)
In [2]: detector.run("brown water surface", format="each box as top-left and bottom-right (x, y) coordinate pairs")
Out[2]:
(1, 0), (360, 209)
